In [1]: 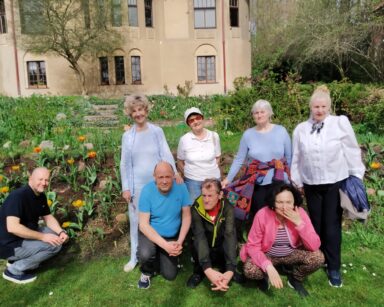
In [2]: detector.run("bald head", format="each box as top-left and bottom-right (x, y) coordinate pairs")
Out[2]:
(153, 161), (174, 194)
(29, 167), (50, 195)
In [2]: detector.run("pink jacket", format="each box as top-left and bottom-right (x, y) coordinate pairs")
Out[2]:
(240, 207), (321, 272)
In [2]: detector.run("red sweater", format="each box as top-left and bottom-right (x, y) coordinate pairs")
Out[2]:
(240, 207), (321, 272)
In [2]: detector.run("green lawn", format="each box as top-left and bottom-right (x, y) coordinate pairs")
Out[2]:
(1, 231), (383, 307)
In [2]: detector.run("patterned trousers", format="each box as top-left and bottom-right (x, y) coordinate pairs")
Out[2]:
(244, 249), (324, 282)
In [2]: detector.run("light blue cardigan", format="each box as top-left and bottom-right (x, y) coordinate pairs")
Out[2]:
(120, 122), (177, 198)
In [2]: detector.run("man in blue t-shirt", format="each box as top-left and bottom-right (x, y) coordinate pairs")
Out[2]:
(0, 167), (69, 284)
(137, 161), (191, 289)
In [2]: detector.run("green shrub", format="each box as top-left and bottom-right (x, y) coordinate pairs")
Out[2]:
(0, 95), (87, 144)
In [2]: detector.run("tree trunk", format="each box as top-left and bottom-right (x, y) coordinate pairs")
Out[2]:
(70, 62), (88, 96)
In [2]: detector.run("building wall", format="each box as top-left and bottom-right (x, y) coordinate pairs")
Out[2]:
(0, 0), (251, 97)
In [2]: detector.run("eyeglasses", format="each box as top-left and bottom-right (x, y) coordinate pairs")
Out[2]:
(187, 114), (203, 125)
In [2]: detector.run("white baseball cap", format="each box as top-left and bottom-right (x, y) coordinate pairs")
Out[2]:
(184, 107), (203, 124)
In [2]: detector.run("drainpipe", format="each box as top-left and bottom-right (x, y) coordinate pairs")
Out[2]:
(10, 0), (21, 96)
(221, 0), (227, 93)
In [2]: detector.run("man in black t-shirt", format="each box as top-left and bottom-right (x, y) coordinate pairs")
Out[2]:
(0, 167), (69, 284)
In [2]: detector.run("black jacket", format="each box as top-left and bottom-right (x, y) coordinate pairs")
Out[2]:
(191, 196), (237, 272)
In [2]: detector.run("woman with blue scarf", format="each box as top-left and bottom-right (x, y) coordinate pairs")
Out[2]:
(120, 94), (182, 273)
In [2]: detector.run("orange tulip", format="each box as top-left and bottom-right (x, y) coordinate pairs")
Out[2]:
(33, 147), (42, 153)
(370, 162), (382, 170)
(87, 151), (97, 159)
(0, 186), (9, 193)
(78, 135), (86, 142)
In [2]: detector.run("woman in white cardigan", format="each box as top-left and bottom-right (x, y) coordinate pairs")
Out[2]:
(291, 85), (365, 288)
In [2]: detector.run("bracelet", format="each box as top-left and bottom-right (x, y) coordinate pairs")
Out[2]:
(58, 230), (67, 236)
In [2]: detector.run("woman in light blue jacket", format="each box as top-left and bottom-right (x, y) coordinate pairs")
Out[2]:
(120, 94), (182, 272)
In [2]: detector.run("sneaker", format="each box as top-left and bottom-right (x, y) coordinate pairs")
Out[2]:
(257, 276), (270, 292)
(6, 260), (14, 267)
(123, 261), (137, 273)
(186, 274), (204, 289)
(287, 275), (309, 297)
(327, 270), (343, 288)
(137, 273), (151, 289)
(2, 269), (37, 284)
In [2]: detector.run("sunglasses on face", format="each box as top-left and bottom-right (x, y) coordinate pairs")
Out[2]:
(187, 114), (203, 125)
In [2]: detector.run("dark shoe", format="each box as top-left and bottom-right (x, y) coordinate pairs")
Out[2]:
(257, 276), (270, 292)
(287, 275), (309, 297)
(187, 274), (204, 288)
(281, 264), (293, 275)
(6, 260), (14, 267)
(232, 271), (245, 284)
(137, 273), (151, 289)
(2, 269), (37, 284)
(327, 270), (343, 288)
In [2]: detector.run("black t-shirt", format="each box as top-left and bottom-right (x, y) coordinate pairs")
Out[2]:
(0, 185), (50, 258)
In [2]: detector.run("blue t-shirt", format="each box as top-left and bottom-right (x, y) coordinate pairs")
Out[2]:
(139, 181), (191, 238)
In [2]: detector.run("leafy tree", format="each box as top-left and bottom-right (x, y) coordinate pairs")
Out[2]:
(252, 0), (384, 82)
(21, 0), (123, 95)
(286, 0), (384, 82)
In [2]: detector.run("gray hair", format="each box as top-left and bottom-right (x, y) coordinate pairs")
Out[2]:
(123, 94), (150, 116)
(251, 99), (274, 117)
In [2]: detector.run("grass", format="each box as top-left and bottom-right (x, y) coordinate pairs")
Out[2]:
(0, 93), (383, 306)
(0, 231), (383, 307)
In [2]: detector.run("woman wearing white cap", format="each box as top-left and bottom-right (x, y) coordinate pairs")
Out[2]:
(177, 107), (221, 202)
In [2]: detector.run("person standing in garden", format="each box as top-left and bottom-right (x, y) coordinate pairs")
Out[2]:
(291, 85), (365, 287)
(186, 179), (238, 291)
(221, 100), (292, 221)
(137, 162), (191, 289)
(177, 107), (221, 203)
(120, 94), (183, 273)
(0, 167), (69, 284)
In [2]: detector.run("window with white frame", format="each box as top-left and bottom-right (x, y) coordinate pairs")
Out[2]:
(197, 56), (215, 83)
(27, 61), (47, 88)
(99, 57), (109, 85)
(131, 56), (141, 84)
(145, 0), (153, 27)
(0, 0), (6, 34)
(230, 0), (239, 27)
(128, 0), (138, 27)
(115, 56), (125, 85)
(194, 0), (216, 29)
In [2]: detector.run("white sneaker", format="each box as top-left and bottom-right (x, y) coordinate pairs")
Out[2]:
(123, 261), (137, 273)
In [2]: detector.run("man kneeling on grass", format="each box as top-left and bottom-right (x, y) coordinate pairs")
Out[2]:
(187, 179), (238, 291)
(0, 167), (69, 284)
(137, 161), (191, 289)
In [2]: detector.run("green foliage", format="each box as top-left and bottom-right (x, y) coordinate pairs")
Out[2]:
(0, 95), (87, 144)
(219, 79), (383, 134)
(252, 0), (384, 83)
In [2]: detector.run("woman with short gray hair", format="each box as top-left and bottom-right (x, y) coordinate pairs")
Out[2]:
(222, 99), (291, 221)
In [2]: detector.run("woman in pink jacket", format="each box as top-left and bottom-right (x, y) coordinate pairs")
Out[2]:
(240, 183), (324, 297)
